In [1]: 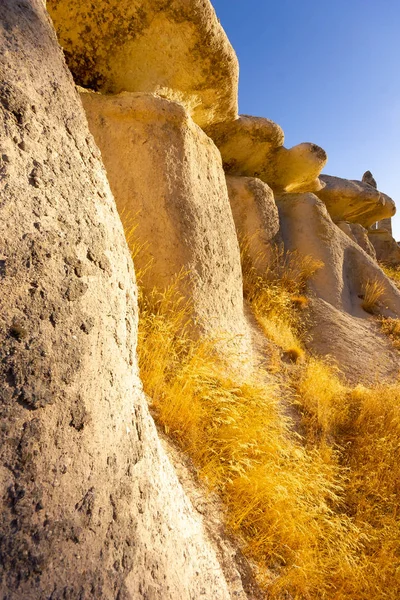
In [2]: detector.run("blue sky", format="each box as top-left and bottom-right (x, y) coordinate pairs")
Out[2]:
(212, 0), (400, 239)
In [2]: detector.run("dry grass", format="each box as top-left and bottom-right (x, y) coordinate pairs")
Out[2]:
(241, 242), (322, 358)
(361, 279), (385, 314)
(380, 263), (400, 289)
(124, 218), (400, 599)
(379, 316), (400, 350)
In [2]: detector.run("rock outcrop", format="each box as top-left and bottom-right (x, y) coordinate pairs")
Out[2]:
(0, 2), (247, 597)
(337, 222), (377, 259)
(207, 116), (327, 193)
(47, 0), (239, 128)
(81, 90), (250, 346)
(317, 174), (396, 228)
(226, 176), (279, 272)
(369, 229), (400, 267)
(278, 193), (400, 381)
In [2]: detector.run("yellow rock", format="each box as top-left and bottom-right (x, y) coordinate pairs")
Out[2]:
(47, 0), (239, 129)
(80, 90), (251, 347)
(317, 175), (396, 228)
(207, 116), (327, 193)
(226, 176), (279, 273)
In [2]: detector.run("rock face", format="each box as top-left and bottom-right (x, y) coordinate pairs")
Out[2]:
(0, 2), (245, 598)
(207, 116), (327, 193)
(226, 176), (279, 272)
(278, 193), (400, 381)
(337, 222), (377, 260)
(47, 0), (238, 129)
(317, 174), (396, 228)
(369, 229), (400, 267)
(80, 90), (250, 345)
(362, 170), (377, 189)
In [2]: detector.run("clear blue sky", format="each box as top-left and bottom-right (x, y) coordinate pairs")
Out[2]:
(212, 0), (400, 239)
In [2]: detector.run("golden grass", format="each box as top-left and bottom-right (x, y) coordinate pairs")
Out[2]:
(379, 316), (400, 350)
(123, 217), (400, 599)
(361, 279), (385, 314)
(380, 263), (400, 289)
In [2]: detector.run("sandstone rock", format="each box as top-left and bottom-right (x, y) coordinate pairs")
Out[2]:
(277, 193), (400, 381)
(369, 229), (400, 266)
(207, 116), (327, 193)
(362, 170), (377, 188)
(337, 222), (377, 260)
(0, 2), (246, 597)
(226, 176), (279, 272)
(317, 175), (396, 228)
(47, 0), (238, 129)
(80, 90), (250, 346)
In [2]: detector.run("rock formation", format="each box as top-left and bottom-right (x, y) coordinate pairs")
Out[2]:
(0, 1), (247, 597)
(207, 116), (327, 193)
(226, 176), (280, 272)
(316, 174), (396, 227)
(277, 193), (400, 381)
(47, 0), (238, 129)
(80, 90), (251, 346)
(369, 229), (400, 266)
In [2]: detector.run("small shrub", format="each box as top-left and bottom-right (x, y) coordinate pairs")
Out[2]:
(379, 316), (400, 350)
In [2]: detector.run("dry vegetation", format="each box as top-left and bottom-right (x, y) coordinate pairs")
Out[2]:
(124, 218), (400, 599)
(361, 278), (386, 314)
(380, 263), (400, 289)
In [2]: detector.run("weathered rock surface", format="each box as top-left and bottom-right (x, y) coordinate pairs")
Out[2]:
(81, 90), (250, 346)
(362, 170), (377, 189)
(278, 193), (400, 381)
(317, 174), (396, 228)
(47, 0), (238, 129)
(207, 116), (327, 193)
(226, 176), (279, 272)
(369, 229), (400, 267)
(337, 221), (377, 260)
(0, 2), (247, 597)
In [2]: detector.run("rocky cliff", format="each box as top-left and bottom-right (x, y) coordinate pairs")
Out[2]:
(1, 0), (400, 598)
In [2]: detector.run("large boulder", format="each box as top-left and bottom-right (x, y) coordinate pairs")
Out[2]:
(369, 229), (400, 267)
(80, 90), (250, 346)
(226, 176), (279, 272)
(47, 0), (239, 129)
(277, 193), (400, 382)
(0, 2), (246, 597)
(316, 175), (396, 228)
(207, 116), (327, 193)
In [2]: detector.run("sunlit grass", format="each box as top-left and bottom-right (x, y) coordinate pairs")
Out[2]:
(361, 278), (385, 314)
(123, 216), (400, 599)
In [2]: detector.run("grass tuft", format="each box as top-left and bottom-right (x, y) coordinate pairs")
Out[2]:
(361, 279), (385, 314)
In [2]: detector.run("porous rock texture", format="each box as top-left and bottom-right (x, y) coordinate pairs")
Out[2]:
(207, 116), (327, 193)
(0, 2), (246, 598)
(81, 90), (251, 346)
(278, 193), (400, 382)
(317, 174), (396, 228)
(226, 176), (280, 272)
(47, 0), (239, 129)
(369, 229), (400, 267)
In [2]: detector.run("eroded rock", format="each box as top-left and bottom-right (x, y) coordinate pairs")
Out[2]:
(317, 174), (396, 228)
(207, 116), (327, 193)
(337, 222), (377, 260)
(47, 0), (239, 129)
(277, 193), (400, 382)
(369, 229), (400, 267)
(226, 176), (279, 272)
(0, 2), (246, 597)
(80, 90), (250, 347)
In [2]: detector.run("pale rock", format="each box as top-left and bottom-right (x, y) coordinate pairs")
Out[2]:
(369, 229), (400, 267)
(47, 0), (238, 129)
(0, 1), (246, 597)
(317, 175), (396, 228)
(277, 193), (400, 382)
(207, 116), (327, 193)
(80, 90), (251, 347)
(337, 222), (377, 260)
(226, 176), (279, 272)
(362, 170), (377, 189)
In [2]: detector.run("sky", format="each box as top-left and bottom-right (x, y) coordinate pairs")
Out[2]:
(211, 0), (400, 239)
